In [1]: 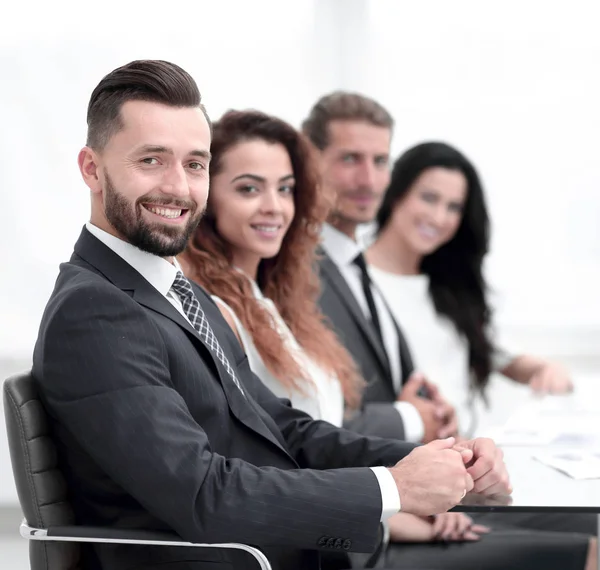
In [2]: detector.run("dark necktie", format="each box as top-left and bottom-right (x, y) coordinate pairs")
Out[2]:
(353, 253), (385, 347)
(352, 253), (415, 385)
(171, 271), (245, 396)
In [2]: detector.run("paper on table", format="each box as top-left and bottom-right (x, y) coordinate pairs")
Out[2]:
(484, 423), (600, 447)
(482, 425), (557, 446)
(534, 452), (600, 479)
(485, 392), (600, 447)
(550, 432), (600, 447)
(480, 385), (600, 447)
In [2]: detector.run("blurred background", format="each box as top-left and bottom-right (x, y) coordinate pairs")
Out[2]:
(2, 0), (600, 562)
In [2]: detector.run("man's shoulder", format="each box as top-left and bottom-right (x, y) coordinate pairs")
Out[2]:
(314, 248), (338, 284)
(42, 258), (136, 324)
(54, 258), (120, 299)
(315, 254), (344, 302)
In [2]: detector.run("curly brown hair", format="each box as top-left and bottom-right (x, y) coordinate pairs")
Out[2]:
(179, 110), (363, 408)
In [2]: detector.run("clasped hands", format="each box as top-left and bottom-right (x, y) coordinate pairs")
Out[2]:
(389, 435), (511, 517)
(398, 372), (459, 443)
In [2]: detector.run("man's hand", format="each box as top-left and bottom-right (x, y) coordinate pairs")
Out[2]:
(455, 437), (512, 496)
(398, 373), (458, 442)
(530, 361), (573, 394)
(422, 378), (459, 439)
(389, 437), (474, 517)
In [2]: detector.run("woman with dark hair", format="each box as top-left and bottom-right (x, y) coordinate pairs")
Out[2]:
(366, 141), (598, 566)
(180, 116), (595, 570)
(366, 141), (572, 436)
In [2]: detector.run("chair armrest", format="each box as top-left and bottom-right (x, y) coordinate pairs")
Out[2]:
(381, 519), (390, 552)
(20, 520), (272, 570)
(363, 522), (389, 569)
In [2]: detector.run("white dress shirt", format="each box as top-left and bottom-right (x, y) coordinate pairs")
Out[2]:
(85, 222), (401, 520)
(321, 224), (425, 443)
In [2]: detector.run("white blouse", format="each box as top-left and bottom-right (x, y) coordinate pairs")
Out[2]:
(212, 278), (344, 427)
(369, 266), (511, 436)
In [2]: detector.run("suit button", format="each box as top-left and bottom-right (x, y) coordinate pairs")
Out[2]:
(317, 536), (328, 547)
(334, 538), (343, 549)
(326, 538), (336, 548)
(342, 539), (352, 551)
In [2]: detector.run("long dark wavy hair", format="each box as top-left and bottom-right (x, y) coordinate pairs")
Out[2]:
(376, 141), (494, 395)
(180, 110), (363, 408)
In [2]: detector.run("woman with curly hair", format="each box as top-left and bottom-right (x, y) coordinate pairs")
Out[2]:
(179, 109), (362, 421)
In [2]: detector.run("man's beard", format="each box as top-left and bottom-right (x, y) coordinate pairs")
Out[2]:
(103, 172), (204, 257)
(328, 203), (373, 228)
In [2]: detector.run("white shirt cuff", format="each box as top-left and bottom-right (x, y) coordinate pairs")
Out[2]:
(370, 466), (401, 521)
(394, 401), (425, 443)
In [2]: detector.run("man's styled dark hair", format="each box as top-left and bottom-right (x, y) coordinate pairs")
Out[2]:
(86, 60), (210, 150)
(301, 91), (394, 150)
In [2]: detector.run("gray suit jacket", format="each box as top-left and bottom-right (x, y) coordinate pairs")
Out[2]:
(32, 228), (416, 570)
(317, 252), (415, 441)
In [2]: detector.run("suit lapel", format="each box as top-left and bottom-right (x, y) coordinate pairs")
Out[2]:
(320, 254), (393, 378)
(73, 227), (292, 458)
(192, 286), (295, 459)
(137, 286), (293, 458)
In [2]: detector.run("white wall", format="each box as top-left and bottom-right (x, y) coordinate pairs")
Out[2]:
(354, 0), (600, 355)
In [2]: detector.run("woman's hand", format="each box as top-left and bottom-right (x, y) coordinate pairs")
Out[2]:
(388, 513), (436, 543)
(529, 362), (573, 394)
(430, 512), (490, 542)
(502, 356), (574, 394)
(388, 512), (490, 543)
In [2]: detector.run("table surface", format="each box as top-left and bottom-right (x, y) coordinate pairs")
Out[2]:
(454, 446), (600, 513)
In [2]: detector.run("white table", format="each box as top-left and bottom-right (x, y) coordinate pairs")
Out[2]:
(456, 446), (600, 559)
(458, 446), (600, 512)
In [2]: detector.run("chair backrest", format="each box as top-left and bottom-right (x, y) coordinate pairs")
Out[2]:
(3, 371), (81, 570)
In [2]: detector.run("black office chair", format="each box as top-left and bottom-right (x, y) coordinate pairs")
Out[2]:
(3, 371), (271, 570)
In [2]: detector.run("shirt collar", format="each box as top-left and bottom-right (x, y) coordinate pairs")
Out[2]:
(320, 223), (363, 267)
(85, 222), (179, 296)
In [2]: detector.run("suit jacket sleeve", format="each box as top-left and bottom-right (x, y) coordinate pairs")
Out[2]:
(343, 403), (407, 440)
(35, 281), (384, 552)
(246, 372), (416, 468)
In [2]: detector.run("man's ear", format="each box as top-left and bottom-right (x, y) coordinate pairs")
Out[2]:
(78, 146), (102, 194)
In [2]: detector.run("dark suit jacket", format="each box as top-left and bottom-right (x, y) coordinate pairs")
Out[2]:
(317, 252), (415, 441)
(32, 228), (415, 570)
